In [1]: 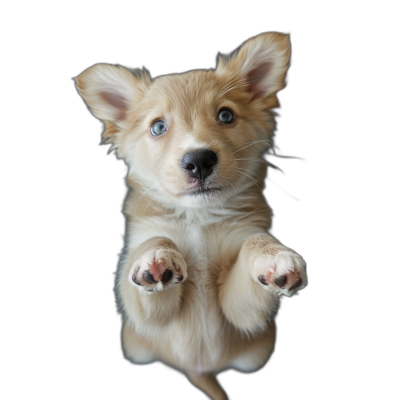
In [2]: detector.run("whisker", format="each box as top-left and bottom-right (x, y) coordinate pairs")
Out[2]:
(217, 77), (259, 99)
(216, 78), (241, 99)
(218, 82), (250, 99)
(269, 153), (304, 161)
(217, 78), (241, 96)
(233, 169), (262, 190)
(217, 79), (237, 98)
(231, 171), (250, 190)
(236, 167), (265, 181)
(232, 140), (272, 154)
(217, 78), (252, 98)
(129, 181), (160, 216)
(267, 177), (300, 201)
(216, 77), (249, 99)
(235, 157), (283, 172)
(220, 176), (238, 196)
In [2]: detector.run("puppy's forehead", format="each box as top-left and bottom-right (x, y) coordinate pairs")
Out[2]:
(149, 70), (221, 110)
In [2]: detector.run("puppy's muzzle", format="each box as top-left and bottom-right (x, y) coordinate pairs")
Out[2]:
(181, 149), (218, 181)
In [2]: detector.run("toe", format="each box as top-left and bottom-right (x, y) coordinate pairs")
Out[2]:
(161, 269), (173, 284)
(274, 275), (287, 288)
(143, 270), (158, 284)
(258, 275), (268, 285)
(132, 275), (142, 286)
(289, 278), (303, 291)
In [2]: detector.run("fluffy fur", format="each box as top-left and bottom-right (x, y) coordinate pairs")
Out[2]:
(75, 31), (307, 400)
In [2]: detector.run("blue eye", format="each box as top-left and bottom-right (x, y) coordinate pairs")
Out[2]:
(218, 108), (234, 124)
(151, 119), (167, 136)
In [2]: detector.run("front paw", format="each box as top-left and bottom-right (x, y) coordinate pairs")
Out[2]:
(129, 248), (187, 292)
(253, 249), (307, 296)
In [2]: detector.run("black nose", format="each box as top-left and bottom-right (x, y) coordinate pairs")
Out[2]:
(181, 149), (218, 181)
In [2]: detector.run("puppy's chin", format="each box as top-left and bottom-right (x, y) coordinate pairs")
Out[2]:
(179, 186), (225, 208)
(175, 187), (228, 208)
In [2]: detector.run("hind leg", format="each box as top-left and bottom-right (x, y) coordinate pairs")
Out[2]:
(121, 323), (156, 364)
(230, 321), (276, 373)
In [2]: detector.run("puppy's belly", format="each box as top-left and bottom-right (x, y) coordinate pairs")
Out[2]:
(161, 279), (228, 371)
(181, 228), (226, 369)
(159, 230), (228, 371)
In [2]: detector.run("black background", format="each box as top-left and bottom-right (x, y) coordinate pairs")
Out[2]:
(36, 10), (368, 399)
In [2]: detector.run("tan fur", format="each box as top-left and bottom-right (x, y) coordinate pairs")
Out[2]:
(74, 32), (307, 399)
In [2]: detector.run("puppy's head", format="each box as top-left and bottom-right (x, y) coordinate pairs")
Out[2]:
(75, 32), (290, 208)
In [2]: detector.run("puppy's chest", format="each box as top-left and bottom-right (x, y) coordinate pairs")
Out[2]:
(173, 222), (233, 320)
(174, 222), (228, 277)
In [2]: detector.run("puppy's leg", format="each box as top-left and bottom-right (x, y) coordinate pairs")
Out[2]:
(219, 234), (307, 334)
(116, 237), (188, 328)
(229, 321), (276, 373)
(121, 322), (156, 364)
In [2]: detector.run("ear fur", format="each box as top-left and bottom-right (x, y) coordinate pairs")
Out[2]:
(216, 32), (291, 101)
(74, 64), (151, 143)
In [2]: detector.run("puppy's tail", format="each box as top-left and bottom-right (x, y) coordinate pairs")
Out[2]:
(186, 371), (228, 400)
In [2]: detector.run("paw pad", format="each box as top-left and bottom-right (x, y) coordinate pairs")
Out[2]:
(143, 270), (158, 284)
(274, 275), (287, 288)
(255, 250), (307, 296)
(130, 249), (187, 292)
(161, 269), (173, 284)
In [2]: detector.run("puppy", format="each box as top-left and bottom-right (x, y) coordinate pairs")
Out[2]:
(75, 32), (307, 400)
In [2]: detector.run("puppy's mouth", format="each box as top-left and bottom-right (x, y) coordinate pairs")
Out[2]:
(181, 186), (222, 196)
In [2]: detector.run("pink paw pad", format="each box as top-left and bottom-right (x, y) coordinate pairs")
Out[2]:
(258, 267), (303, 292)
(144, 258), (170, 284)
(130, 249), (187, 292)
(254, 251), (307, 296)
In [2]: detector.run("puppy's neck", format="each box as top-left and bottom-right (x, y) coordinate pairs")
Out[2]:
(125, 179), (271, 228)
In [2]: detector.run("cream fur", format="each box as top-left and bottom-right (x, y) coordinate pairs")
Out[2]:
(74, 31), (307, 400)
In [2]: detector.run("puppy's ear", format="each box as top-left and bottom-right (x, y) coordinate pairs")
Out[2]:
(74, 64), (151, 142)
(216, 32), (291, 101)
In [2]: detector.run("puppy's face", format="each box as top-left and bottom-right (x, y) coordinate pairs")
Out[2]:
(75, 32), (290, 208)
